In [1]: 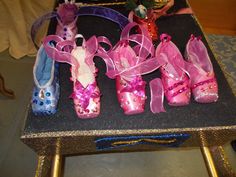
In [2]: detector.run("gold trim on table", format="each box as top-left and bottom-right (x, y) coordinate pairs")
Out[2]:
(21, 125), (236, 155)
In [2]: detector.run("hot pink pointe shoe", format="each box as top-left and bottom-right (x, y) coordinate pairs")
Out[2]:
(43, 34), (100, 119)
(185, 35), (218, 103)
(156, 34), (191, 106)
(97, 22), (162, 115)
(56, 0), (78, 41)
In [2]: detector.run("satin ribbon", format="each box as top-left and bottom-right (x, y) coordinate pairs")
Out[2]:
(96, 23), (165, 113)
(31, 12), (58, 49)
(31, 5), (129, 49)
(43, 34), (98, 74)
(77, 6), (129, 29)
(149, 78), (166, 113)
(71, 81), (99, 109)
(97, 22), (164, 80)
(43, 35), (78, 72)
(120, 77), (146, 97)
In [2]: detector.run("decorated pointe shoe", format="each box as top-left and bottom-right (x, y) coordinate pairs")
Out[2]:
(43, 34), (100, 118)
(97, 22), (163, 115)
(185, 35), (218, 103)
(155, 34), (191, 106)
(31, 45), (59, 115)
(31, 0), (77, 116)
(128, 5), (158, 41)
(56, 0), (78, 41)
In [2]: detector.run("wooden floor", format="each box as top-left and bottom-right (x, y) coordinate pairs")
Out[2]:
(188, 0), (236, 35)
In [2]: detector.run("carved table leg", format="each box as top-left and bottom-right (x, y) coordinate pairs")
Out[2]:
(0, 73), (15, 99)
(35, 156), (52, 177)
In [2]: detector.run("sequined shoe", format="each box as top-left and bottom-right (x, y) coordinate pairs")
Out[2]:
(185, 35), (218, 103)
(129, 5), (158, 41)
(43, 34), (100, 119)
(155, 34), (191, 106)
(56, 0), (78, 41)
(97, 22), (162, 115)
(70, 36), (100, 118)
(31, 45), (59, 115)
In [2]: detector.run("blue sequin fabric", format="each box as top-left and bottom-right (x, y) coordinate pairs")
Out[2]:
(31, 45), (60, 115)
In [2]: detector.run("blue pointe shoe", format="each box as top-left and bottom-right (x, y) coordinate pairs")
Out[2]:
(31, 45), (60, 115)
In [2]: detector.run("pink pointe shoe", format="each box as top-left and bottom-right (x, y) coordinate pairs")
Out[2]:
(43, 34), (100, 119)
(97, 22), (162, 115)
(56, 0), (78, 41)
(185, 35), (218, 103)
(156, 34), (191, 106)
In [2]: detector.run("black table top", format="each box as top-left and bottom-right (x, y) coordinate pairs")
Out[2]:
(23, 0), (236, 135)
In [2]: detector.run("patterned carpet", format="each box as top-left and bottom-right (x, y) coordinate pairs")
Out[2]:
(207, 34), (236, 95)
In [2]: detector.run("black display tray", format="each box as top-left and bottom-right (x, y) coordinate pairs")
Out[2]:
(22, 0), (236, 138)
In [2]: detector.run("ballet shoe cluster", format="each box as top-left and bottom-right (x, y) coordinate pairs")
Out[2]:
(31, 1), (218, 118)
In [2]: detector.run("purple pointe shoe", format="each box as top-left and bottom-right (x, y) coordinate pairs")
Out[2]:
(56, 0), (78, 41)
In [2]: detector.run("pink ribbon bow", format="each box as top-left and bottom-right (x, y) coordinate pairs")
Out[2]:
(71, 81), (100, 109)
(97, 23), (164, 79)
(120, 77), (146, 97)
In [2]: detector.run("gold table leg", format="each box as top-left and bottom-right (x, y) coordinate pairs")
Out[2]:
(201, 146), (219, 177)
(35, 156), (52, 177)
(51, 154), (62, 177)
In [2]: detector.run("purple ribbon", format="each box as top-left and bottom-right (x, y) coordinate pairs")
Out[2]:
(31, 6), (129, 48)
(70, 81), (100, 109)
(120, 77), (146, 97)
(77, 6), (129, 29)
(31, 12), (58, 49)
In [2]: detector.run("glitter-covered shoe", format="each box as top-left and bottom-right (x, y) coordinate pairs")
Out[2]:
(128, 5), (158, 41)
(185, 35), (218, 103)
(155, 34), (191, 106)
(43, 34), (100, 118)
(97, 22), (162, 115)
(56, 0), (78, 41)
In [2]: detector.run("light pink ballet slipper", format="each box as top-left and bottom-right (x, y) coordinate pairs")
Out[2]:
(43, 34), (100, 118)
(185, 35), (218, 103)
(155, 34), (191, 106)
